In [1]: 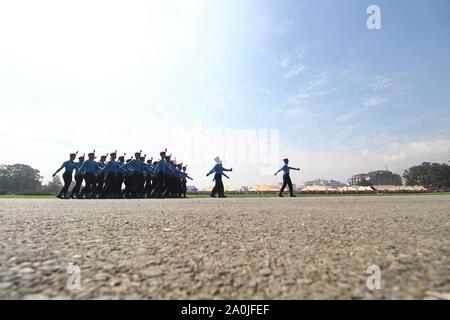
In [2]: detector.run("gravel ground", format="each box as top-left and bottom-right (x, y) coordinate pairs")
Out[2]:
(0, 195), (449, 300)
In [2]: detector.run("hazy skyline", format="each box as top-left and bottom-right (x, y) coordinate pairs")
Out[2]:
(1, 0), (449, 188)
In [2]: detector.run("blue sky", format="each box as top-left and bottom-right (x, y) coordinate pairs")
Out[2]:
(0, 0), (449, 188)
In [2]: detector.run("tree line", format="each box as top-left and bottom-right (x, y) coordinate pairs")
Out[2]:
(403, 161), (450, 190)
(0, 164), (62, 195)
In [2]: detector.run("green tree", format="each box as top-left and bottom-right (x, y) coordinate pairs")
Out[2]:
(403, 162), (450, 189)
(42, 175), (63, 195)
(0, 164), (43, 194)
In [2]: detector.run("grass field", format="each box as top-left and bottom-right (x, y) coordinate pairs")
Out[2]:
(1, 192), (449, 199)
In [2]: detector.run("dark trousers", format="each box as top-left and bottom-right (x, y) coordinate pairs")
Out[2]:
(123, 174), (133, 198)
(103, 173), (116, 198)
(280, 174), (293, 195)
(95, 173), (105, 198)
(132, 172), (144, 197)
(70, 174), (83, 197)
(144, 175), (153, 197)
(81, 172), (96, 198)
(182, 179), (187, 197)
(153, 172), (166, 198)
(58, 172), (72, 197)
(115, 173), (124, 196)
(211, 173), (224, 197)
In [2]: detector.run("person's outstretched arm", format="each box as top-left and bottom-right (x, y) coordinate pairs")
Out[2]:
(274, 167), (283, 175)
(52, 163), (65, 177)
(288, 166), (300, 171)
(100, 161), (111, 174)
(223, 173), (230, 179)
(223, 167), (232, 172)
(206, 167), (216, 176)
(77, 161), (87, 175)
(124, 160), (134, 170)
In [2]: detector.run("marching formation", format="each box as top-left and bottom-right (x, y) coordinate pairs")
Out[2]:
(53, 150), (301, 199)
(53, 149), (193, 199)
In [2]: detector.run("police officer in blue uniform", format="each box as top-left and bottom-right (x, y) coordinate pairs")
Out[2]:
(207, 157), (232, 198)
(275, 158), (300, 197)
(53, 151), (78, 199)
(153, 150), (169, 198)
(123, 157), (134, 198)
(123, 151), (145, 198)
(69, 153), (85, 198)
(115, 154), (127, 198)
(78, 151), (101, 199)
(95, 154), (108, 198)
(101, 151), (119, 198)
(143, 158), (154, 198)
(180, 164), (193, 198)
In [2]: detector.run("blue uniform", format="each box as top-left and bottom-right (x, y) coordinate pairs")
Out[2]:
(96, 162), (106, 175)
(54, 159), (77, 198)
(276, 164), (298, 175)
(142, 163), (154, 175)
(78, 160), (101, 175)
(154, 159), (170, 175)
(118, 162), (129, 174)
(208, 163), (230, 197)
(207, 164), (231, 177)
(167, 163), (179, 176)
(179, 170), (193, 180)
(55, 160), (76, 175)
(124, 159), (144, 173)
(101, 160), (119, 175)
(74, 161), (84, 176)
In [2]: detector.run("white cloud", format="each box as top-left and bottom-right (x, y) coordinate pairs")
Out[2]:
(275, 19), (294, 35)
(369, 75), (396, 90)
(283, 64), (305, 79)
(258, 88), (273, 96)
(276, 56), (290, 68)
(294, 46), (306, 60)
(375, 139), (450, 162)
(362, 95), (389, 107)
(286, 70), (331, 103)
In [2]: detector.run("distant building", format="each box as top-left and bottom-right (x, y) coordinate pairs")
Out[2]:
(329, 180), (346, 187)
(348, 174), (368, 186)
(349, 170), (402, 186)
(304, 179), (346, 187)
(239, 186), (249, 192)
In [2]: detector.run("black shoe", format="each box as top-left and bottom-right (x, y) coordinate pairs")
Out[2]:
(56, 194), (63, 199)
(210, 194), (215, 198)
(278, 193), (283, 197)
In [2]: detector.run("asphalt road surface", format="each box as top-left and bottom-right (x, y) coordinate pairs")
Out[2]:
(0, 195), (449, 300)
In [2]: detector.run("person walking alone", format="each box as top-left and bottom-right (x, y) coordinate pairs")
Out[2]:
(52, 151), (78, 199)
(275, 158), (300, 197)
(206, 157), (232, 198)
